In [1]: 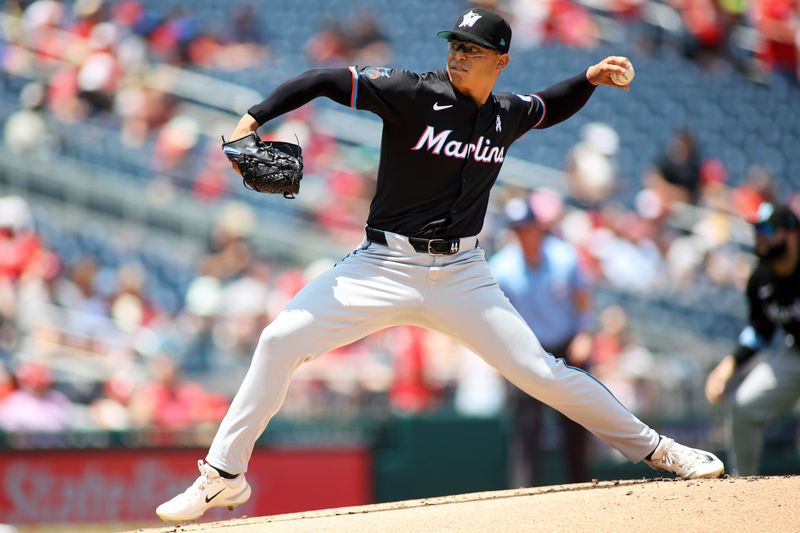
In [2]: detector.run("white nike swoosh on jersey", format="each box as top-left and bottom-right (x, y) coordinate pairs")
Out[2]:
(433, 102), (453, 111)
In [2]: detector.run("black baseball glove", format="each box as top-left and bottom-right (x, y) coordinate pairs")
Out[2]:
(222, 133), (304, 199)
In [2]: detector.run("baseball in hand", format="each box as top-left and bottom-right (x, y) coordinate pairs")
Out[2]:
(610, 63), (635, 86)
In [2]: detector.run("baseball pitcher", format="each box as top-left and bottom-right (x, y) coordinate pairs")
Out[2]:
(157, 8), (724, 522)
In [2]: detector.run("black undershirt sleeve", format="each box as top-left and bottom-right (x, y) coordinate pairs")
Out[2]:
(533, 72), (597, 129)
(732, 345), (757, 365)
(247, 68), (353, 126)
(731, 272), (777, 366)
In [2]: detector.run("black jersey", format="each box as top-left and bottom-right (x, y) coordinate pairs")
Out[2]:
(349, 67), (546, 238)
(248, 66), (596, 239)
(733, 259), (800, 364)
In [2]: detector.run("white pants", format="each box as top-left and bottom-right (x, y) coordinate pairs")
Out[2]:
(728, 343), (800, 475)
(207, 231), (660, 473)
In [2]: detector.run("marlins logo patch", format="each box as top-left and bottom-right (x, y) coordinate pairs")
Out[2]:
(361, 66), (392, 79)
(459, 10), (482, 27)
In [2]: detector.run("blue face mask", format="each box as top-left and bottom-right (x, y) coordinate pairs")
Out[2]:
(754, 221), (778, 238)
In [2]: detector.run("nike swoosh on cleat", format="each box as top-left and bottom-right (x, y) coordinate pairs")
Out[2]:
(433, 102), (453, 111)
(205, 488), (225, 503)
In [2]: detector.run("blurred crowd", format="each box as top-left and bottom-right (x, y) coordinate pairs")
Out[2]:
(2, 0), (270, 156)
(473, 0), (800, 82)
(0, 195), (231, 436)
(0, 0), (797, 440)
(1, 0), (380, 244)
(556, 124), (800, 294)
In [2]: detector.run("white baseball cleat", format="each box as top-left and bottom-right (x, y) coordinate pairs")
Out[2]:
(645, 437), (724, 479)
(156, 460), (251, 522)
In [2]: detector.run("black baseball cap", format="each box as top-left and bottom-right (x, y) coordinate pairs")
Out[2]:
(437, 8), (512, 54)
(753, 202), (800, 236)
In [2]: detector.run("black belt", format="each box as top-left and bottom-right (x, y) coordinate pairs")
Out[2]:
(366, 227), (464, 255)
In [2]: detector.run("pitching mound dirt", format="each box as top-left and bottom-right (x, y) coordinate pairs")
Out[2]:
(132, 475), (798, 532)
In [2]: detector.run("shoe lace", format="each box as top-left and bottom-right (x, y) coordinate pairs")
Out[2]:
(194, 459), (213, 491)
(654, 439), (700, 473)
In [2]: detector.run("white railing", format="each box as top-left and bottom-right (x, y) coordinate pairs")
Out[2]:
(14, 300), (159, 380)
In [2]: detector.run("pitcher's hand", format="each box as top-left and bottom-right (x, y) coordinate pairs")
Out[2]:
(705, 355), (736, 404)
(587, 56), (633, 91)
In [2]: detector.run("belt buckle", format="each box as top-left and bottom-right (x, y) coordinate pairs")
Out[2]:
(428, 239), (459, 255)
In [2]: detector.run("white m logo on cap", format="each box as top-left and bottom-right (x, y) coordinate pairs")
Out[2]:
(459, 10), (482, 28)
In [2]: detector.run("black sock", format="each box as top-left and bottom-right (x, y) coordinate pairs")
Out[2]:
(645, 437), (663, 461)
(210, 464), (239, 479)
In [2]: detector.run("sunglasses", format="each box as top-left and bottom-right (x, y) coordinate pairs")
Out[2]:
(448, 40), (488, 58)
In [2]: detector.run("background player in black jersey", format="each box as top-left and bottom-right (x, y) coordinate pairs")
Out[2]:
(157, 8), (724, 522)
(705, 202), (800, 475)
